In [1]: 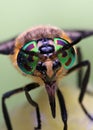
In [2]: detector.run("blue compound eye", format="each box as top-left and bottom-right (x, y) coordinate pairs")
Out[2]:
(17, 41), (39, 75)
(54, 37), (76, 69)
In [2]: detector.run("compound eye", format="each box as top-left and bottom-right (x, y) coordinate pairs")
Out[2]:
(17, 41), (39, 74)
(54, 38), (76, 69)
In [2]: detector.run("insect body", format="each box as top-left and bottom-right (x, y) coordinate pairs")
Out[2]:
(1, 25), (93, 130)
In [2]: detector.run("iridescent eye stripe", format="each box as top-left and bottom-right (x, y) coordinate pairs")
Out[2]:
(57, 39), (66, 46)
(23, 41), (35, 51)
(65, 58), (72, 66)
(26, 44), (34, 51)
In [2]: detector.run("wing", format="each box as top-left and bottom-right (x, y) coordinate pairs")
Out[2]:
(64, 29), (93, 41)
(0, 36), (17, 55)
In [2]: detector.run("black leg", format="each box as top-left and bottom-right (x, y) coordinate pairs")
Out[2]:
(77, 47), (93, 95)
(57, 88), (67, 130)
(77, 47), (83, 88)
(67, 60), (93, 120)
(24, 83), (41, 130)
(2, 87), (24, 130)
(2, 82), (40, 130)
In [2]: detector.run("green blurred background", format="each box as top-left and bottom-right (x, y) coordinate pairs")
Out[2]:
(0, 0), (93, 129)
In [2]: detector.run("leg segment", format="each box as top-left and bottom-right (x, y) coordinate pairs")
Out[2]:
(2, 87), (24, 130)
(77, 47), (83, 88)
(2, 82), (40, 130)
(24, 83), (41, 130)
(77, 47), (93, 95)
(57, 88), (67, 130)
(67, 60), (93, 120)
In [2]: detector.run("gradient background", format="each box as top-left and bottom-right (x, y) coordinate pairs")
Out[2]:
(0, 0), (93, 130)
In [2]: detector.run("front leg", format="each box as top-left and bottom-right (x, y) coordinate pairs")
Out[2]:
(57, 88), (67, 130)
(2, 87), (25, 130)
(67, 60), (93, 120)
(77, 47), (83, 88)
(2, 82), (40, 130)
(24, 83), (41, 130)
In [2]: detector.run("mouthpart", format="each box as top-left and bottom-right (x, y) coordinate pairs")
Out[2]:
(45, 81), (57, 118)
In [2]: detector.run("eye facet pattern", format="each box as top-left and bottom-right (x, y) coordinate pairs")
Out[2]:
(54, 38), (76, 69)
(17, 41), (39, 74)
